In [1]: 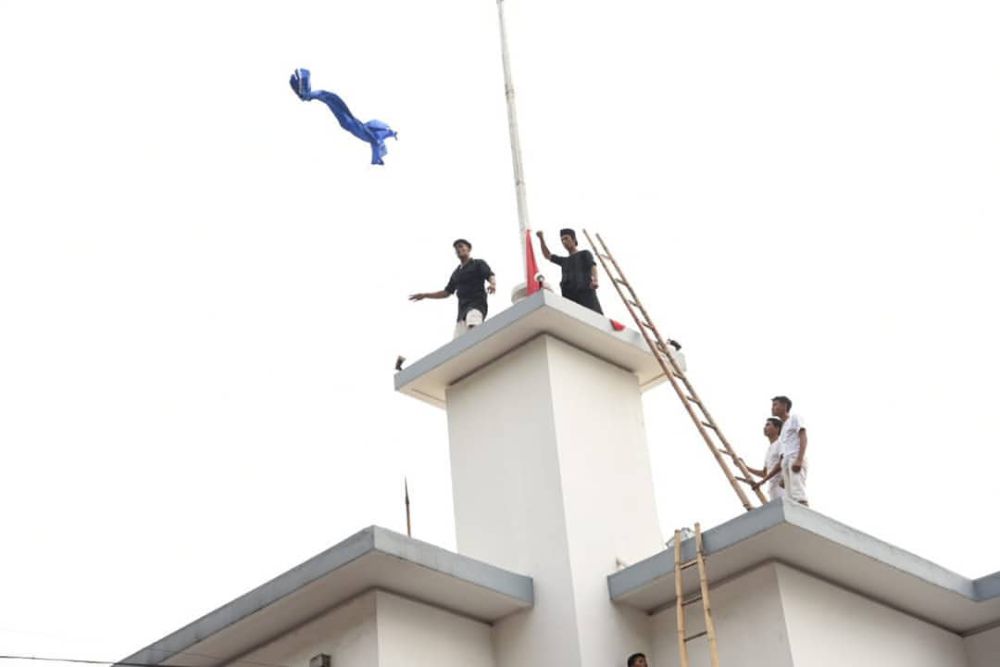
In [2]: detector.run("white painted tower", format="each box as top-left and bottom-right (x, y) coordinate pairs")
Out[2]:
(395, 290), (667, 666)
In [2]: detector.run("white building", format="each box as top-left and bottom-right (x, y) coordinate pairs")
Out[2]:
(120, 292), (1000, 667)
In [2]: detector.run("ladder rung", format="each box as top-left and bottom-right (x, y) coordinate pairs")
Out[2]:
(614, 278), (629, 286)
(682, 594), (703, 606)
(684, 630), (708, 642)
(640, 320), (655, 330)
(685, 395), (701, 404)
(680, 559), (698, 570)
(723, 455), (746, 467)
(599, 254), (612, 261)
(655, 342), (679, 355)
(735, 476), (754, 484)
(700, 421), (717, 430)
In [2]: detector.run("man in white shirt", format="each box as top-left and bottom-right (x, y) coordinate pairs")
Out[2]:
(771, 395), (808, 506)
(745, 417), (785, 501)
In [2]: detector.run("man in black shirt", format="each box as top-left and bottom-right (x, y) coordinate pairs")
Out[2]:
(409, 238), (496, 338)
(536, 228), (603, 314)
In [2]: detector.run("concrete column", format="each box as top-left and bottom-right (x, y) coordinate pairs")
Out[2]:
(446, 334), (661, 666)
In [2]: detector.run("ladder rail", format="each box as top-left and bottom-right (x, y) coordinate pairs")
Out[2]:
(675, 524), (721, 666)
(592, 230), (767, 505)
(674, 373), (767, 503)
(585, 230), (765, 510)
(695, 523), (721, 667)
(674, 529), (691, 667)
(600, 248), (687, 377)
(591, 235), (752, 510)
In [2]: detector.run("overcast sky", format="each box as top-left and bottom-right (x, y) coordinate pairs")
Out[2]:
(2, 0), (999, 664)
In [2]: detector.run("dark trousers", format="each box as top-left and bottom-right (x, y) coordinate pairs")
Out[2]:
(562, 287), (603, 315)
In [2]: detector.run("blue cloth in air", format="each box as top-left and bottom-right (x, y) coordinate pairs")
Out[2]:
(289, 68), (397, 165)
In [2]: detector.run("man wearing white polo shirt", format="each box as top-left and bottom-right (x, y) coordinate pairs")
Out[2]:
(772, 395), (809, 506)
(746, 417), (786, 501)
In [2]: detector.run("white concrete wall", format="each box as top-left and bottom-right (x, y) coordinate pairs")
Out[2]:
(651, 563), (794, 667)
(446, 335), (663, 667)
(226, 592), (378, 667)
(374, 591), (494, 667)
(546, 336), (662, 664)
(446, 335), (572, 573)
(776, 564), (968, 667)
(448, 336), (582, 666)
(964, 624), (1000, 667)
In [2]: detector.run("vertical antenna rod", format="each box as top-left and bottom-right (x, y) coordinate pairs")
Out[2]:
(404, 477), (412, 537)
(496, 0), (530, 272)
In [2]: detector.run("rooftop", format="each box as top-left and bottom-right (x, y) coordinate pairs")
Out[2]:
(119, 526), (533, 667)
(394, 290), (667, 407)
(609, 498), (1000, 635)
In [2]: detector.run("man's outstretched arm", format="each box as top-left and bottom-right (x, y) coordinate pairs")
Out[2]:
(409, 290), (450, 301)
(751, 461), (783, 490)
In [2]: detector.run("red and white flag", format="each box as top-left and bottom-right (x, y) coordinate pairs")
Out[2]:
(525, 229), (541, 295)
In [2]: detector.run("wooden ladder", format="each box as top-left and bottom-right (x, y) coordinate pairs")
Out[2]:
(583, 230), (767, 511)
(674, 523), (720, 667)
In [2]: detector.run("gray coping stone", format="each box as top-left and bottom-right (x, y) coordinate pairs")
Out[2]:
(370, 526), (534, 602)
(393, 290), (665, 406)
(975, 570), (1000, 600)
(609, 498), (996, 603)
(393, 290), (550, 392)
(118, 526), (533, 667)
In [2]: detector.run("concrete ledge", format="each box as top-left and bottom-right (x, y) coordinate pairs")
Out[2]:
(976, 570), (1000, 600)
(394, 290), (666, 407)
(119, 526), (533, 667)
(608, 498), (1000, 633)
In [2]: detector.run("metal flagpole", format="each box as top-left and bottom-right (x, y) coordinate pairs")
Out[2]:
(404, 477), (412, 537)
(495, 0), (530, 277)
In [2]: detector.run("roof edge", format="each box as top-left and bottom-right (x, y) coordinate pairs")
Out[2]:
(118, 526), (534, 667)
(370, 527), (533, 604)
(609, 499), (991, 603)
(118, 526), (377, 666)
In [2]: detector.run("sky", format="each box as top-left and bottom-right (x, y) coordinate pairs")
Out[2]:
(1, 0), (999, 664)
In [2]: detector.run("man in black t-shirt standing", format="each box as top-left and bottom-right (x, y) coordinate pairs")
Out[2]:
(409, 238), (496, 338)
(536, 228), (603, 314)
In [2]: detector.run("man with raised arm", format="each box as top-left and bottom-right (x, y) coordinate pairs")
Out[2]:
(409, 239), (496, 339)
(536, 228), (603, 314)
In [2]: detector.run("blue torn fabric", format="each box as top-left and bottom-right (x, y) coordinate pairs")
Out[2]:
(289, 68), (397, 165)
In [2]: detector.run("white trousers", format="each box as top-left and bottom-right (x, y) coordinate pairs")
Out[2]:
(781, 457), (808, 504)
(453, 308), (484, 339)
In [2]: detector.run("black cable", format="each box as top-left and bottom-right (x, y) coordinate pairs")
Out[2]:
(0, 657), (199, 667)
(0, 656), (288, 667)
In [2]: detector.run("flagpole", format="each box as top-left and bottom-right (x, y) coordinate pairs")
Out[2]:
(404, 477), (412, 537)
(495, 0), (530, 278)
